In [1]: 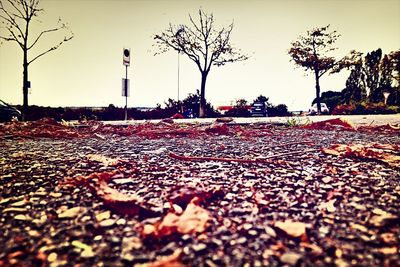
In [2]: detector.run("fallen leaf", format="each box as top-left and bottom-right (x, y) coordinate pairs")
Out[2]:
(204, 123), (230, 135)
(304, 118), (355, 131)
(143, 197), (210, 238)
(322, 143), (400, 167)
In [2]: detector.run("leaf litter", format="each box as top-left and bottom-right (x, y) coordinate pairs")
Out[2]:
(1, 119), (399, 266)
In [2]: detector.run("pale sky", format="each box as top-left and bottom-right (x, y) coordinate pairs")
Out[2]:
(0, 0), (399, 111)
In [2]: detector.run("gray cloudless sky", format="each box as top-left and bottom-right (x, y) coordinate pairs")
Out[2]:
(0, 0), (399, 110)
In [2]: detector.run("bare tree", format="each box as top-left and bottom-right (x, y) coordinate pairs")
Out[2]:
(154, 9), (248, 117)
(0, 0), (73, 120)
(288, 25), (343, 114)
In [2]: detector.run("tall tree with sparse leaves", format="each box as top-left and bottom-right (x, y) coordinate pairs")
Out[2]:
(0, 0), (73, 120)
(339, 49), (400, 105)
(154, 9), (248, 117)
(288, 25), (343, 114)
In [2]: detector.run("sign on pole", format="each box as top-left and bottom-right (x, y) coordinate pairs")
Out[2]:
(123, 48), (130, 66)
(122, 78), (130, 97)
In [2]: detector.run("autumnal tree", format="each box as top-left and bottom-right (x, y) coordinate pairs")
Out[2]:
(288, 25), (342, 114)
(342, 64), (367, 103)
(154, 9), (248, 117)
(0, 0), (73, 120)
(339, 49), (400, 105)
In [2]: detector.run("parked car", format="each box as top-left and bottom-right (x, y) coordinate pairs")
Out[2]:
(0, 100), (21, 122)
(251, 101), (268, 117)
(308, 103), (329, 115)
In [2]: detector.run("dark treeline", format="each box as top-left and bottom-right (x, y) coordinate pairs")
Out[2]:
(18, 91), (290, 121)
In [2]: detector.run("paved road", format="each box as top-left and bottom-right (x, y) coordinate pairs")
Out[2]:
(105, 114), (400, 126)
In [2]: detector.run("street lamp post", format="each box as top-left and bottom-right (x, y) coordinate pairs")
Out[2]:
(123, 48), (130, 120)
(177, 50), (180, 104)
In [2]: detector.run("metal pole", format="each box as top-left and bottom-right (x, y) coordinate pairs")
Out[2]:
(125, 65), (128, 120)
(178, 52), (180, 102)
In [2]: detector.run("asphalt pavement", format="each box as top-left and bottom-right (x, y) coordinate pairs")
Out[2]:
(104, 114), (400, 127)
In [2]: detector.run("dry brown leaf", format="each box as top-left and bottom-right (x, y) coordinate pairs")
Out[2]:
(143, 197), (210, 238)
(304, 118), (355, 131)
(322, 143), (400, 167)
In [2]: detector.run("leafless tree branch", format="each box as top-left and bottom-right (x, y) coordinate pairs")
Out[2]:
(28, 33), (73, 65)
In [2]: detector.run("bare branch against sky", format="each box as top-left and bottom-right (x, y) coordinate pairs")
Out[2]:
(0, 0), (399, 110)
(0, 0), (73, 119)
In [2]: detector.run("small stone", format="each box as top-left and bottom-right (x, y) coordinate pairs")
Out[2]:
(163, 202), (171, 210)
(116, 218), (126, 225)
(172, 204), (183, 214)
(275, 220), (307, 238)
(225, 193), (234, 200)
(237, 237), (247, 244)
(378, 247), (397, 255)
(121, 253), (134, 261)
(248, 230), (258, 236)
(122, 236), (142, 251)
(335, 258), (349, 267)
(243, 172), (256, 179)
(112, 178), (133, 185)
(4, 207), (28, 213)
(264, 226), (276, 237)
(0, 197), (11, 204)
(28, 230), (40, 237)
(192, 243), (207, 252)
(280, 252), (302, 266)
(94, 235), (102, 241)
(81, 215), (91, 222)
(111, 237), (121, 244)
(243, 223), (252, 230)
(50, 192), (62, 198)
(95, 211), (111, 221)
(99, 219), (115, 227)
(33, 214), (48, 226)
(58, 207), (85, 219)
(11, 199), (29, 207)
(322, 177), (332, 183)
(81, 249), (95, 258)
(244, 191), (253, 198)
(14, 214), (29, 221)
(48, 252), (57, 262)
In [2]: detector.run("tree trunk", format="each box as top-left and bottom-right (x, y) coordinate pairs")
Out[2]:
(315, 71), (321, 114)
(199, 71), (208, 118)
(23, 48), (28, 121)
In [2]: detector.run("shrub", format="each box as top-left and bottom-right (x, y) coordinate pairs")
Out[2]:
(332, 102), (399, 115)
(331, 104), (356, 115)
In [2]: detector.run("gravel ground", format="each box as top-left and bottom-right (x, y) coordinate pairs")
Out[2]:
(0, 124), (399, 267)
